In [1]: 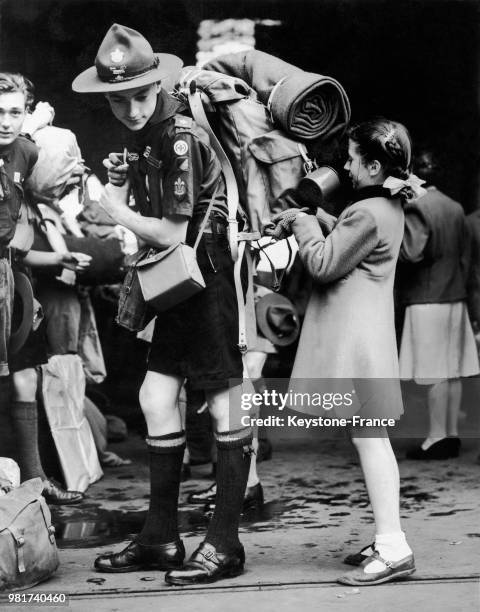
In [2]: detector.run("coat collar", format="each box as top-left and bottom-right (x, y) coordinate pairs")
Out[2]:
(134, 89), (185, 145)
(350, 185), (392, 204)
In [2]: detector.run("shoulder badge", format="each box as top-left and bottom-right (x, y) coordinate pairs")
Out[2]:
(173, 140), (189, 156)
(174, 115), (193, 129)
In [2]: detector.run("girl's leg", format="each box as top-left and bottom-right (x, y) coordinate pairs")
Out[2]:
(350, 428), (412, 572)
(446, 378), (462, 437)
(423, 380), (449, 449)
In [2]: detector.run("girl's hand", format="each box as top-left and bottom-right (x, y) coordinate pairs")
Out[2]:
(265, 208), (309, 239)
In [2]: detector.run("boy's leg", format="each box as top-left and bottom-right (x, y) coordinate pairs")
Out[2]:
(95, 371), (186, 572)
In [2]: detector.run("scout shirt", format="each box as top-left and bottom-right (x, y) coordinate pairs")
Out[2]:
(126, 89), (228, 224)
(0, 134), (39, 248)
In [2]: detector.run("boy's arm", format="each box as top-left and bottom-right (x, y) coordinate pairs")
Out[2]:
(99, 182), (188, 248)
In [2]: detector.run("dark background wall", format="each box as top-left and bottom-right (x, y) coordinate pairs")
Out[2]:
(1, 0), (479, 208)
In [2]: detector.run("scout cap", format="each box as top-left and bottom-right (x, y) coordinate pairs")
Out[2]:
(10, 269), (34, 355)
(255, 292), (300, 347)
(72, 24), (183, 93)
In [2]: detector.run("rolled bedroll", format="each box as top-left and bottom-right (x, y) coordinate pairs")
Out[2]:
(204, 49), (351, 142)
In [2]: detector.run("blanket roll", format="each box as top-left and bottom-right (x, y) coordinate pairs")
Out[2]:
(205, 51), (351, 142)
(269, 71), (351, 142)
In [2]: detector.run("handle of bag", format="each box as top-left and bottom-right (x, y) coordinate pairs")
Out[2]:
(192, 181), (222, 253)
(254, 237), (294, 292)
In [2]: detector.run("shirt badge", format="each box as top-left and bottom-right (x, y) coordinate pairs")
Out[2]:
(178, 158), (189, 172)
(173, 140), (189, 156)
(174, 177), (186, 198)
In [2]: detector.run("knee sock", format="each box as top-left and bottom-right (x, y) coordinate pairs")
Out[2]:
(137, 431), (185, 546)
(205, 426), (253, 554)
(364, 531), (413, 573)
(10, 400), (47, 481)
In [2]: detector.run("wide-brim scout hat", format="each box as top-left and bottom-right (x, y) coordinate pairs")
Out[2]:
(256, 293), (300, 347)
(72, 24), (183, 93)
(10, 270), (34, 355)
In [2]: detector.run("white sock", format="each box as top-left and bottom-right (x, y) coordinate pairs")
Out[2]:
(363, 532), (412, 574)
(421, 436), (446, 451)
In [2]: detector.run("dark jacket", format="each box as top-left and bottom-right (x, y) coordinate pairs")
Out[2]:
(466, 209), (480, 324)
(0, 135), (38, 248)
(396, 187), (470, 305)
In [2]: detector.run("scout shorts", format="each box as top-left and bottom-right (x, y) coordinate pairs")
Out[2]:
(148, 232), (245, 390)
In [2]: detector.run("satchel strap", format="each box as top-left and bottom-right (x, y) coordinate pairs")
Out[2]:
(192, 181), (222, 254)
(8, 524), (26, 573)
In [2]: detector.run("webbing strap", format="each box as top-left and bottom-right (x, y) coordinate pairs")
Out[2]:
(234, 240), (248, 354)
(192, 181), (221, 253)
(187, 86), (240, 261)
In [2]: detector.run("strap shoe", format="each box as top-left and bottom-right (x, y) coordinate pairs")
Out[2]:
(95, 539), (185, 573)
(165, 541), (245, 585)
(406, 437), (460, 460)
(338, 552), (415, 586)
(343, 542), (375, 566)
(42, 478), (84, 505)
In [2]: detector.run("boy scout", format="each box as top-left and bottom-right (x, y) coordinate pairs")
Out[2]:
(73, 24), (253, 585)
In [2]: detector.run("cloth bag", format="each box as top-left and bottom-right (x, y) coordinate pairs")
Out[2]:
(41, 354), (103, 492)
(0, 478), (59, 592)
(78, 290), (107, 384)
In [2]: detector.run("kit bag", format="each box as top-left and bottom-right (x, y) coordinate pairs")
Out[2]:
(0, 478), (59, 592)
(136, 243), (206, 313)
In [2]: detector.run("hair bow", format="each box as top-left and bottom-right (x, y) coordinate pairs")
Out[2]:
(383, 174), (427, 199)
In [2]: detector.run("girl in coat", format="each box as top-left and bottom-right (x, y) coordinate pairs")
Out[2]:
(268, 117), (423, 586)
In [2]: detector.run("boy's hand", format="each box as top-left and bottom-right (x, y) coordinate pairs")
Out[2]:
(103, 152), (129, 186)
(60, 251), (92, 271)
(99, 181), (131, 219)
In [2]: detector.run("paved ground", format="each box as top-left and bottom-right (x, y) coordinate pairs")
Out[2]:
(1, 377), (480, 611)
(1, 431), (479, 612)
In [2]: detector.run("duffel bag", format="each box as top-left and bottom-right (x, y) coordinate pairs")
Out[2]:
(0, 478), (59, 592)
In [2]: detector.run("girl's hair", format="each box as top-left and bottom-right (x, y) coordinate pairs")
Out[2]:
(348, 117), (412, 180)
(0, 72), (35, 111)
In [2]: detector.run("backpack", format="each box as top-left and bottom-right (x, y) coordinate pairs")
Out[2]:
(174, 51), (350, 353)
(0, 478), (59, 592)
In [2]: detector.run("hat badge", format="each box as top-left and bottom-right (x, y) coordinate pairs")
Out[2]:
(110, 48), (125, 63)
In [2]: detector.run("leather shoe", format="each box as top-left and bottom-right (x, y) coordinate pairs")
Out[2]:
(165, 541), (245, 585)
(95, 539), (185, 573)
(191, 482), (265, 513)
(187, 482), (216, 504)
(242, 482), (264, 512)
(343, 542), (375, 566)
(406, 437), (460, 460)
(338, 552), (415, 586)
(42, 479), (84, 505)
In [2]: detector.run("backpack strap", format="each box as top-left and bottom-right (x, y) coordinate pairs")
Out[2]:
(184, 80), (268, 359)
(186, 84), (243, 261)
